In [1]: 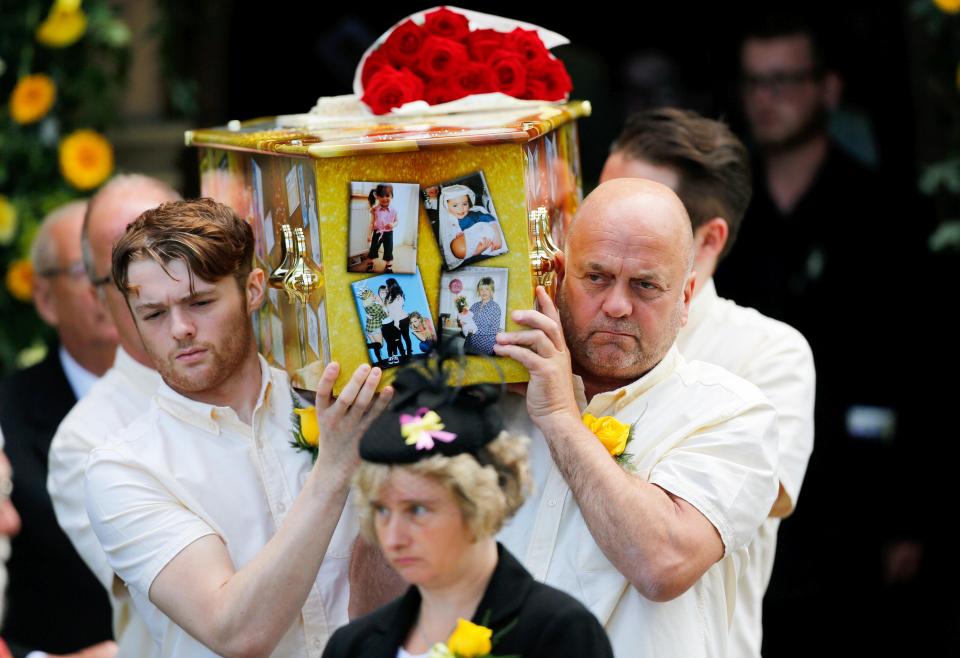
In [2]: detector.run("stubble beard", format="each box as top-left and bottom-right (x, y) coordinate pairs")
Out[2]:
(556, 282), (683, 384)
(149, 309), (253, 397)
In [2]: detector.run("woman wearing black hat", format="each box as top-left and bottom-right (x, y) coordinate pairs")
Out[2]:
(323, 365), (613, 658)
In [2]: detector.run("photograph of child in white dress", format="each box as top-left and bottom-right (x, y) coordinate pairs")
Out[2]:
(437, 267), (508, 356)
(424, 171), (509, 270)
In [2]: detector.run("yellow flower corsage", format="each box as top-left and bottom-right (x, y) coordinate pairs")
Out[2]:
(582, 413), (631, 457)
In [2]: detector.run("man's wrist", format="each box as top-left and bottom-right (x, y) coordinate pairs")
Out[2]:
(532, 408), (583, 439)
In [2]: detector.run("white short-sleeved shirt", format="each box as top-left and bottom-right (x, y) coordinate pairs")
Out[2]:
(677, 278), (816, 657)
(85, 356), (357, 658)
(498, 345), (779, 658)
(49, 346), (162, 658)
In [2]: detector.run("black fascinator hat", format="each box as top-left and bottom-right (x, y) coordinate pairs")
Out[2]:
(359, 353), (504, 464)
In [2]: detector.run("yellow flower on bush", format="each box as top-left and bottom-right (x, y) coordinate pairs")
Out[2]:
(9, 74), (57, 125)
(5, 259), (34, 303)
(446, 619), (492, 657)
(934, 0), (960, 12)
(36, 3), (88, 48)
(0, 195), (18, 246)
(59, 129), (114, 190)
(583, 413), (630, 457)
(293, 407), (319, 447)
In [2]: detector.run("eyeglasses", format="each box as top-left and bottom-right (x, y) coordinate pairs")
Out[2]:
(36, 260), (88, 280)
(740, 69), (820, 97)
(90, 272), (112, 288)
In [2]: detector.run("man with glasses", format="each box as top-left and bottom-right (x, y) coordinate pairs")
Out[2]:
(48, 175), (180, 658)
(716, 14), (907, 655)
(0, 200), (118, 657)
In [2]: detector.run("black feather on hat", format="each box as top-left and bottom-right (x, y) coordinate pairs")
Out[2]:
(359, 352), (504, 464)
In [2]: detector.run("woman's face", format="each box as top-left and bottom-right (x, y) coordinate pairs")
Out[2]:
(446, 195), (471, 220)
(373, 469), (476, 590)
(378, 288), (387, 301)
(478, 285), (493, 303)
(409, 315), (422, 330)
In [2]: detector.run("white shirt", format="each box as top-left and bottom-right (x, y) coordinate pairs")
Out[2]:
(677, 278), (815, 658)
(58, 344), (98, 400)
(49, 346), (162, 658)
(498, 345), (779, 658)
(84, 356), (356, 658)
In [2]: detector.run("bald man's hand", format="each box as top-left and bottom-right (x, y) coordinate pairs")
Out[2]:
(494, 286), (580, 427)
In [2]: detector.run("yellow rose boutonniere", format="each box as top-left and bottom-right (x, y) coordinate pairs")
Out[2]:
(290, 393), (319, 461)
(446, 619), (493, 657)
(9, 74), (57, 125)
(5, 259), (34, 303)
(59, 129), (114, 190)
(582, 413), (631, 457)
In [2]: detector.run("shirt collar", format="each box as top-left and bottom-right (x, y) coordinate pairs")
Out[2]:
(112, 345), (163, 398)
(58, 345), (99, 400)
(155, 354), (274, 435)
(684, 277), (718, 335)
(583, 344), (684, 417)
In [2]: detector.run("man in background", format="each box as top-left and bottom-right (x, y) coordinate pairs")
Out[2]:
(48, 175), (180, 658)
(0, 201), (118, 658)
(600, 107), (815, 656)
(717, 16), (910, 652)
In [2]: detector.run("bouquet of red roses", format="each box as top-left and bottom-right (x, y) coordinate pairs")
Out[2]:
(356, 6), (573, 116)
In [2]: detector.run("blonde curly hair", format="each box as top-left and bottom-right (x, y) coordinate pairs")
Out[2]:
(354, 431), (531, 544)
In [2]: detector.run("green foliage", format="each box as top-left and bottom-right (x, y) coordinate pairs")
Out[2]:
(0, 0), (130, 375)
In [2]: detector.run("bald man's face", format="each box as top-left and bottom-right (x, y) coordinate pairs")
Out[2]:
(88, 192), (173, 364)
(557, 181), (694, 382)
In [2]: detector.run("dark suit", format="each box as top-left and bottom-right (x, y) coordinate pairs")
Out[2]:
(323, 544), (613, 658)
(0, 349), (113, 657)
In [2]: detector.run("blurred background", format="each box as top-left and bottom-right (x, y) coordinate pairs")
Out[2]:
(2, 0), (958, 654)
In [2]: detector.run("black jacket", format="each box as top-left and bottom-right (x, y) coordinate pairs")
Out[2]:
(0, 349), (113, 657)
(323, 543), (613, 658)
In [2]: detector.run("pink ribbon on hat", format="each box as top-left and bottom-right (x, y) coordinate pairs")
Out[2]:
(400, 407), (457, 451)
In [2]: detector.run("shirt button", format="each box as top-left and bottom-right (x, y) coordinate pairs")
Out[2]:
(313, 638), (322, 648)
(547, 498), (557, 507)
(277, 502), (286, 513)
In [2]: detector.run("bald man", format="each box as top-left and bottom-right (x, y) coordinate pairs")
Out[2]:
(48, 175), (180, 658)
(1, 201), (117, 657)
(495, 179), (779, 658)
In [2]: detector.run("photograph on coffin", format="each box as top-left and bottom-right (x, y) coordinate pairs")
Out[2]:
(423, 170), (508, 271)
(348, 181), (420, 274)
(351, 271), (435, 368)
(437, 267), (508, 356)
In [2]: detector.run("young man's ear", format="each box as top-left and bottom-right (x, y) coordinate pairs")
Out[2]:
(553, 250), (565, 288)
(246, 268), (266, 313)
(693, 218), (729, 265)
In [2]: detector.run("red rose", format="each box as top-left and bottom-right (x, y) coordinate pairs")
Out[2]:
(465, 29), (504, 62)
(362, 67), (425, 114)
(361, 49), (398, 87)
(381, 19), (427, 68)
(425, 78), (468, 105)
(423, 7), (470, 41)
(533, 57), (573, 101)
(418, 35), (469, 80)
(453, 62), (495, 96)
(489, 52), (527, 97)
(520, 77), (548, 101)
(504, 27), (552, 75)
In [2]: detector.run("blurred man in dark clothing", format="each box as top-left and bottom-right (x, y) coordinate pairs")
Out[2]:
(0, 201), (118, 658)
(715, 16), (918, 655)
